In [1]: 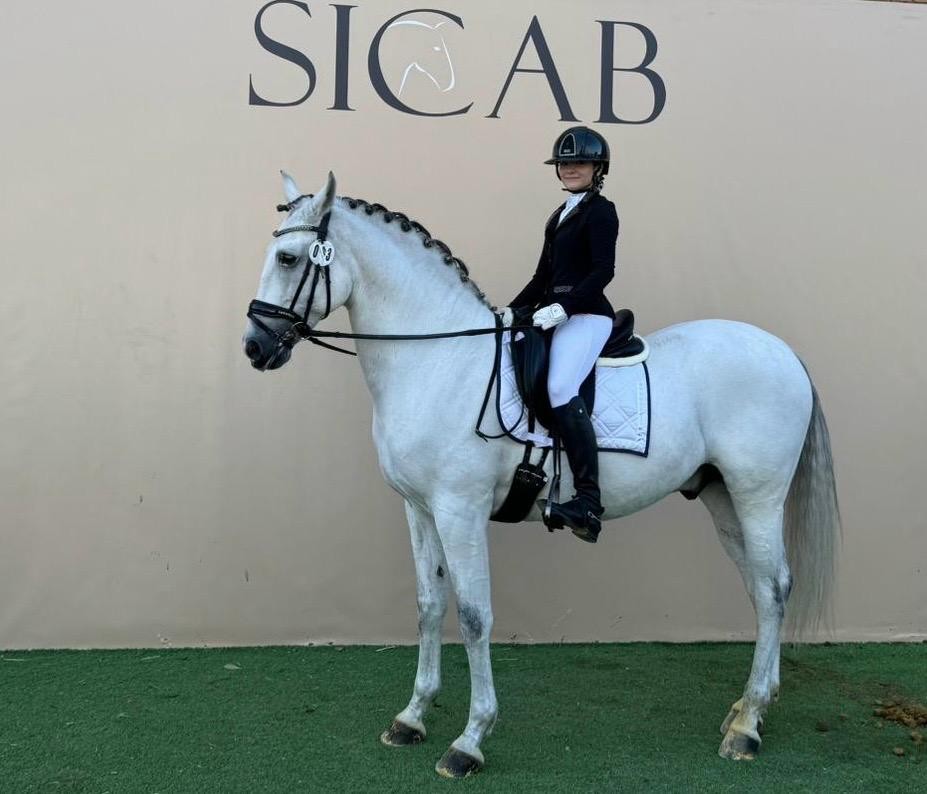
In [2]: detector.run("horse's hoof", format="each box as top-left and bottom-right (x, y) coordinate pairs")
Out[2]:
(718, 729), (761, 761)
(380, 720), (425, 747)
(436, 747), (484, 778)
(719, 698), (744, 734)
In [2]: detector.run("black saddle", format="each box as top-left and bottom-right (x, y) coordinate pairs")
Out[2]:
(510, 308), (643, 433)
(601, 309), (645, 359)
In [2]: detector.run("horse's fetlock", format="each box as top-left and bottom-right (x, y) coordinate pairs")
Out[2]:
(744, 685), (775, 712)
(416, 678), (441, 704)
(477, 691), (498, 717)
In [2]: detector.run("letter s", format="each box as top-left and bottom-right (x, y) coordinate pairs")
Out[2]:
(249, 0), (316, 107)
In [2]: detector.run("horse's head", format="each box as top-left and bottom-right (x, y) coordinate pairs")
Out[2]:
(243, 171), (352, 371)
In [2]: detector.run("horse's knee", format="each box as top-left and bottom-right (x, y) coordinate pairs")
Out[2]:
(457, 603), (492, 644)
(418, 596), (446, 633)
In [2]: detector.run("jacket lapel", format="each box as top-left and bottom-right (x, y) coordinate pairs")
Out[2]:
(554, 192), (593, 233)
(544, 204), (565, 239)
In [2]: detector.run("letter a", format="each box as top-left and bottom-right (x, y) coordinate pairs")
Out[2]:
(487, 16), (579, 121)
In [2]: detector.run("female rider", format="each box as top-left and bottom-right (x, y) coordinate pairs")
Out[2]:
(501, 126), (618, 543)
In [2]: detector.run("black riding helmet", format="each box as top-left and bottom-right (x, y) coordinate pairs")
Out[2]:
(545, 126), (610, 175)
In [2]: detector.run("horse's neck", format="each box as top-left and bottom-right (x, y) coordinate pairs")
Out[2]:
(342, 214), (494, 413)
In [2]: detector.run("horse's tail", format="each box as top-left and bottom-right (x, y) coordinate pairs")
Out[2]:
(783, 366), (842, 639)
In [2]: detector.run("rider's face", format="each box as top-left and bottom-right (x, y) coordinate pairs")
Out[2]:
(558, 161), (595, 191)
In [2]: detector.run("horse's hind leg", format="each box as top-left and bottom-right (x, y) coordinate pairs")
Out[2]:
(699, 483), (754, 734)
(381, 500), (450, 747)
(717, 492), (791, 760)
(700, 483), (789, 757)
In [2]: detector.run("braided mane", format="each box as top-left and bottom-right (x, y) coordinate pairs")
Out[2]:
(338, 196), (491, 308)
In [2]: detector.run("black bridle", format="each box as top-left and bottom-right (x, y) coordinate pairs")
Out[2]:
(246, 195), (532, 361)
(246, 194), (340, 359)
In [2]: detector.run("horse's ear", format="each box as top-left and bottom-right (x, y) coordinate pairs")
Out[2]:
(281, 170), (302, 203)
(315, 171), (337, 215)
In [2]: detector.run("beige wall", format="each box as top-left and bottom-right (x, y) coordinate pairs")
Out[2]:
(1, 0), (925, 648)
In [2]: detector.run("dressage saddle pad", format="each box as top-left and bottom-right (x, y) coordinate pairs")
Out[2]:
(496, 332), (651, 455)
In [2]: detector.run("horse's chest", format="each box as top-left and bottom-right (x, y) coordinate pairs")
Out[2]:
(371, 409), (494, 503)
(371, 417), (435, 498)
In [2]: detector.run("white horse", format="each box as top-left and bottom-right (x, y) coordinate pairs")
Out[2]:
(242, 172), (840, 777)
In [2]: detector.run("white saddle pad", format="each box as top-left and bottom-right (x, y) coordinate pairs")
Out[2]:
(496, 334), (651, 455)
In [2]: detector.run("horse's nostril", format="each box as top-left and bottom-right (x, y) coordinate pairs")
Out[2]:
(245, 339), (262, 361)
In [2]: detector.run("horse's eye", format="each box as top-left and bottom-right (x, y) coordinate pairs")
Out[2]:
(277, 251), (298, 268)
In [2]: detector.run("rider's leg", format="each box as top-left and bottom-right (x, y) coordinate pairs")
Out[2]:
(548, 314), (613, 409)
(546, 314), (612, 542)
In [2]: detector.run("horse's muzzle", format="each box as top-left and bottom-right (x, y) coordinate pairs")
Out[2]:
(244, 300), (306, 371)
(243, 331), (292, 371)
(244, 339), (261, 362)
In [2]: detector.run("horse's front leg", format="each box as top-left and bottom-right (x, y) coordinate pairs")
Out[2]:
(381, 500), (450, 747)
(430, 493), (497, 779)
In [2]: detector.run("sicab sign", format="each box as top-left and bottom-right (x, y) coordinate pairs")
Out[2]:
(249, 2), (666, 123)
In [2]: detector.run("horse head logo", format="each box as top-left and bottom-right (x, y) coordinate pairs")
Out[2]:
(387, 18), (457, 96)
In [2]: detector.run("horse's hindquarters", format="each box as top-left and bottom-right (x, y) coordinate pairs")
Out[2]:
(595, 320), (813, 519)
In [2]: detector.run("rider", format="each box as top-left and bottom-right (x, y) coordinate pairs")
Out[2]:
(501, 126), (618, 543)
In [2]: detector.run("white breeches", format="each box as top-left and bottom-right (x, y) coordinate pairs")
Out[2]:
(547, 313), (613, 408)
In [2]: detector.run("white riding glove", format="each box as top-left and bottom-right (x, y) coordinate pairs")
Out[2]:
(532, 303), (567, 331)
(498, 306), (514, 327)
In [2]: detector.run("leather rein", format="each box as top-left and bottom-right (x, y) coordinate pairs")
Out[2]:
(246, 195), (531, 359)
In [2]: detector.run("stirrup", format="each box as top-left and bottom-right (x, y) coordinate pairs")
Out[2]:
(541, 492), (564, 531)
(541, 443), (563, 531)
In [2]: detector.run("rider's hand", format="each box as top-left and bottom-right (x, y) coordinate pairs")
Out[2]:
(497, 306), (514, 327)
(532, 303), (567, 331)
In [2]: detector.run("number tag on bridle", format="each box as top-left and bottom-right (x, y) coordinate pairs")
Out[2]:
(309, 240), (335, 267)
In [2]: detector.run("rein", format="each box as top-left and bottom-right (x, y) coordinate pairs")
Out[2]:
(292, 322), (533, 356)
(247, 196), (532, 358)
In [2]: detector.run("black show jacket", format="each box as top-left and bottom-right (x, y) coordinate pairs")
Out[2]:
(510, 192), (618, 319)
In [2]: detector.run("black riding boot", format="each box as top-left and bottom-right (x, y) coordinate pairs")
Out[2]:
(547, 395), (605, 543)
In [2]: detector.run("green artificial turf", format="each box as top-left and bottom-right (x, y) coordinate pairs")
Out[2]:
(0, 643), (923, 792)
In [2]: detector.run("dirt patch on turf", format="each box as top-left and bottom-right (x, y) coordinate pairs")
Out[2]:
(781, 652), (926, 758)
(874, 699), (927, 729)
